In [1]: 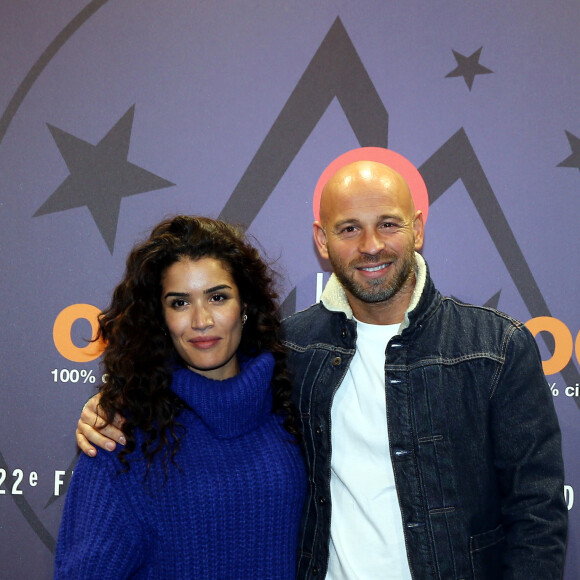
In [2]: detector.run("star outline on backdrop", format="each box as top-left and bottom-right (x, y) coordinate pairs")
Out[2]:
(557, 130), (580, 171)
(34, 104), (175, 253)
(445, 46), (493, 91)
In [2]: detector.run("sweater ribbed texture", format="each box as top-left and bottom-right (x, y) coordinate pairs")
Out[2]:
(54, 352), (306, 579)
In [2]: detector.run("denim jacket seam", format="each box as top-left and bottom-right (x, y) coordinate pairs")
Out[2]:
(281, 340), (355, 355)
(488, 323), (519, 399)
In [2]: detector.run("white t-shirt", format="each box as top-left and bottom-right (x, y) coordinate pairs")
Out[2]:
(327, 319), (412, 579)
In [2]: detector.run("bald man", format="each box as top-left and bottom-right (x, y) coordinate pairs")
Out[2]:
(281, 160), (567, 578)
(77, 159), (567, 579)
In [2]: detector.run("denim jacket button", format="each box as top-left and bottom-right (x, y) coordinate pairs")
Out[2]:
(395, 449), (411, 457)
(332, 356), (342, 366)
(406, 521), (425, 529)
(318, 496), (326, 505)
(315, 426), (323, 435)
(312, 566), (319, 575)
(341, 329), (347, 338)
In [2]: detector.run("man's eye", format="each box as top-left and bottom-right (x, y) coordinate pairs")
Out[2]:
(339, 226), (357, 235)
(171, 299), (188, 308)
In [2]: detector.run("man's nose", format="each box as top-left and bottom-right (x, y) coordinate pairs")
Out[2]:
(358, 229), (384, 255)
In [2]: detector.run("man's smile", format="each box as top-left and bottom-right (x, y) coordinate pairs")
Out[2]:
(358, 263), (389, 273)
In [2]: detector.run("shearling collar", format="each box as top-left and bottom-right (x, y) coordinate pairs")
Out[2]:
(319, 252), (427, 333)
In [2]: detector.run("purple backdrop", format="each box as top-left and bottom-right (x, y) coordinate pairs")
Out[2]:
(1, 1), (578, 577)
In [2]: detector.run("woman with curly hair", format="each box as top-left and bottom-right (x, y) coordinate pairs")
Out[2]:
(54, 216), (306, 579)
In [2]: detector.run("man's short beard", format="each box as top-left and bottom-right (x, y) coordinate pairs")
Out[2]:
(329, 248), (416, 305)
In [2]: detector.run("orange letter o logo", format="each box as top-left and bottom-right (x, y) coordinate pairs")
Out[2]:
(525, 316), (573, 376)
(53, 304), (105, 363)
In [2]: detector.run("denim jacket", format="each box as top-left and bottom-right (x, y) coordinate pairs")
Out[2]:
(282, 254), (567, 579)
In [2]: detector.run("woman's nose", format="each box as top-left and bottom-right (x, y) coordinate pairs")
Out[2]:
(191, 306), (213, 329)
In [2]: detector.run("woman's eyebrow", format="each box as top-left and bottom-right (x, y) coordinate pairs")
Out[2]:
(204, 284), (232, 295)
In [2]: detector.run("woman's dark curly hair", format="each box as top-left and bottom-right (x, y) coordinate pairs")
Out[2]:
(96, 215), (300, 471)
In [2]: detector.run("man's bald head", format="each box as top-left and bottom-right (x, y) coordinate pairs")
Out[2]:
(319, 161), (416, 226)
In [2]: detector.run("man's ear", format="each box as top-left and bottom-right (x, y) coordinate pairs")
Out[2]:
(413, 210), (425, 251)
(313, 221), (329, 260)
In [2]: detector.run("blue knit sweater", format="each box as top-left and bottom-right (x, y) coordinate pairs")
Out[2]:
(54, 352), (306, 579)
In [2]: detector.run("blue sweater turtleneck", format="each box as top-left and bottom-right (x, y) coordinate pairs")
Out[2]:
(54, 352), (306, 579)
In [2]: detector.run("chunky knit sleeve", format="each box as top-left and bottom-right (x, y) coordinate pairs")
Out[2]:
(54, 451), (150, 579)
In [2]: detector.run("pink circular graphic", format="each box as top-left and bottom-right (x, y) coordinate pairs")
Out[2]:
(313, 147), (429, 224)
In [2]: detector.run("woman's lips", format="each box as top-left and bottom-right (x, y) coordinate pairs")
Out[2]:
(188, 337), (221, 349)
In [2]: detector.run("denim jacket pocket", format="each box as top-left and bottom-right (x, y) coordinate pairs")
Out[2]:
(469, 524), (505, 579)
